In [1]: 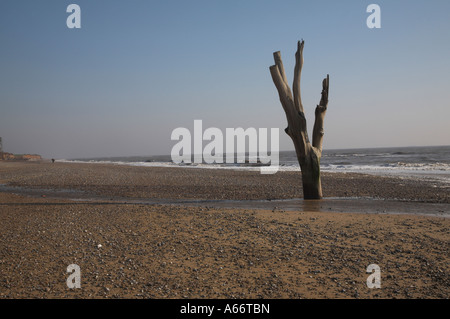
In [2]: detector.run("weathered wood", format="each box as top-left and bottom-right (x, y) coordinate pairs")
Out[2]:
(293, 40), (304, 113)
(312, 74), (329, 153)
(270, 40), (329, 200)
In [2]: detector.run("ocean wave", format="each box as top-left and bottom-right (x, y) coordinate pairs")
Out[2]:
(323, 152), (393, 158)
(395, 162), (450, 170)
(321, 162), (450, 172)
(59, 159), (450, 172)
(57, 159), (450, 186)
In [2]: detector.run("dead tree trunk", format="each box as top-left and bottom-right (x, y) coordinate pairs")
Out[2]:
(269, 40), (329, 199)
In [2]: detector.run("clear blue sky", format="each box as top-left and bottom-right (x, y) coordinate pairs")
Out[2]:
(1, 0), (449, 158)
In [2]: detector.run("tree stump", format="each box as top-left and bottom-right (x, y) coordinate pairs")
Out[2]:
(269, 40), (329, 199)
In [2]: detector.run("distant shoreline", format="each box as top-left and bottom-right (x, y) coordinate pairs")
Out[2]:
(58, 145), (450, 188)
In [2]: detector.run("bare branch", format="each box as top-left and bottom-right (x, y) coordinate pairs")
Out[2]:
(319, 74), (329, 108)
(270, 51), (309, 163)
(269, 65), (292, 115)
(312, 74), (329, 152)
(273, 51), (289, 87)
(293, 40), (305, 113)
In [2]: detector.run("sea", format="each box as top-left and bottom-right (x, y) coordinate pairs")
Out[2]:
(64, 145), (450, 187)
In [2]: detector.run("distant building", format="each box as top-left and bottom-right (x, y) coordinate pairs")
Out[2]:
(1, 152), (42, 161)
(0, 137), (3, 160)
(0, 137), (41, 161)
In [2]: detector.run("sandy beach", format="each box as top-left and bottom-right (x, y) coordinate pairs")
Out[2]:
(0, 161), (448, 299)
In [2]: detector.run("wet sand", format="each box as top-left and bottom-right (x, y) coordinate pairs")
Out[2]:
(0, 161), (448, 203)
(0, 161), (448, 299)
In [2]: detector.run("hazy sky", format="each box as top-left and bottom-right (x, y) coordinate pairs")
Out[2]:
(1, 0), (449, 159)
